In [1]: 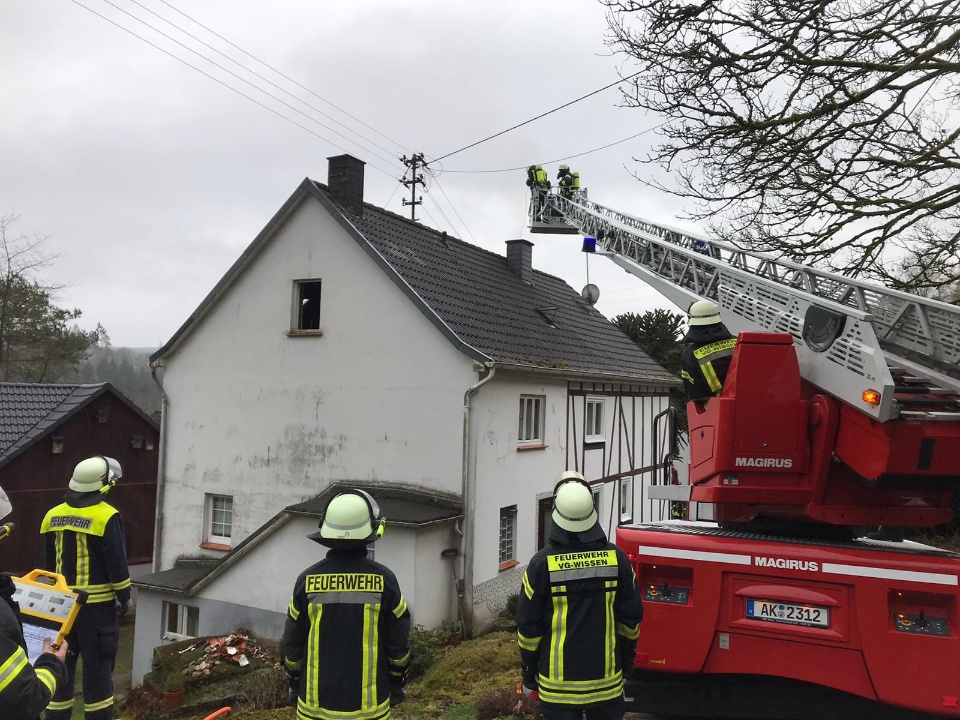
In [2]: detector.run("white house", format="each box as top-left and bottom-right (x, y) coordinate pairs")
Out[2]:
(131, 155), (679, 685)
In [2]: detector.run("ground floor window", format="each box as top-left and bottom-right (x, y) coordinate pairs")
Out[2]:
(163, 601), (199, 639)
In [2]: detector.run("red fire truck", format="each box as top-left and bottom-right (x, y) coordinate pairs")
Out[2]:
(530, 187), (960, 718)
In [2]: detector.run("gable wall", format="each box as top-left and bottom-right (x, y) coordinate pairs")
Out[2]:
(157, 199), (476, 567)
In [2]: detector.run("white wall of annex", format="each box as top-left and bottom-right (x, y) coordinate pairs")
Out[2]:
(156, 197), (476, 567)
(470, 373), (568, 586)
(199, 515), (454, 627)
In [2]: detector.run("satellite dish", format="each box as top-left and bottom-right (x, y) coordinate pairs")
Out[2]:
(581, 284), (600, 305)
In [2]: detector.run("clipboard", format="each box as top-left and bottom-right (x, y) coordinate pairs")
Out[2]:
(10, 570), (86, 663)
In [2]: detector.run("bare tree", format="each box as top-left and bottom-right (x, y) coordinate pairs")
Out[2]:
(0, 212), (104, 382)
(603, 0), (960, 292)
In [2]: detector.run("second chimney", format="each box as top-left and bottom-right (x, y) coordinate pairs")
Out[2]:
(506, 239), (533, 283)
(327, 154), (365, 217)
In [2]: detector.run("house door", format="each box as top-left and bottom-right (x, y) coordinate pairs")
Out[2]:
(538, 497), (553, 550)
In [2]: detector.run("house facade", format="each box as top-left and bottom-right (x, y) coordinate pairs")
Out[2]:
(0, 382), (159, 573)
(131, 155), (678, 685)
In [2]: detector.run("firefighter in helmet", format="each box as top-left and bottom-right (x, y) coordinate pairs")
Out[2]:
(41, 457), (129, 720)
(557, 164), (574, 199)
(282, 488), (411, 720)
(516, 471), (643, 720)
(0, 485), (69, 720)
(680, 299), (737, 403)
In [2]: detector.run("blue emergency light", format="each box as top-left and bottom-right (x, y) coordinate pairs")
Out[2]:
(582, 236), (596, 253)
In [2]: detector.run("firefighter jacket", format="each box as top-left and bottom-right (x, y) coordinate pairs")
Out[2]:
(0, 574), (67, 720)
(282, 548), (412, 720)
(40, 491), (131, 606)
(680, 323), (737, 402)
(516, 527), (643, 707)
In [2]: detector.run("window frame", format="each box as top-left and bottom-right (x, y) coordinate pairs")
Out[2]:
(204, 494), (234, 548)
(162, 601), (199, 639)
(620, 477), (633, 522)
(499, 505), (518, 567)
(518, 394), (546, 447)
(585, 396), (605, 443)
(291, 278), (323, 333)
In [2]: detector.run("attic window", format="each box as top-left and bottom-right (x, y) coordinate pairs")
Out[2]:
(96, 407), (109, 424)
(293, 279), (322, 332)
(51, 436), (64, 454)
(536, 306), (558, 328)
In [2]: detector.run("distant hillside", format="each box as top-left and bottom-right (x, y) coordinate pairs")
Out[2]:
(60, 346), (161, 417)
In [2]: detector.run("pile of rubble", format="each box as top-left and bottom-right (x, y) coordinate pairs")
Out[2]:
(179, 632), (275, 677)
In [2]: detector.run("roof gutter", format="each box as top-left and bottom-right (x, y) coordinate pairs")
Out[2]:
(490, 362), (682, 388)
(460, 362), (497, 637)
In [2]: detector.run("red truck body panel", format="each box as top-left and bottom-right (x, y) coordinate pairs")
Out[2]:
(618, 522), (960, 716)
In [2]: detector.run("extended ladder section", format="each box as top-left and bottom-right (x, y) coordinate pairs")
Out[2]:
(532, 192), (960, 423)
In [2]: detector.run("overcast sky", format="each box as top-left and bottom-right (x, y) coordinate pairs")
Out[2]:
(1, 0), (701, 349)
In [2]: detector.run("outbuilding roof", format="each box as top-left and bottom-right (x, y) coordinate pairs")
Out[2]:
(0, 383), (158, 467)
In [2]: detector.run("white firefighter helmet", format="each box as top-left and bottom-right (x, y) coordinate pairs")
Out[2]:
(309, 489), (385, 546)
(0, 486), (10, 522)
(69, 456), (122, 494)
(688, 299), (722, 326)
(552, 471), (598, 533)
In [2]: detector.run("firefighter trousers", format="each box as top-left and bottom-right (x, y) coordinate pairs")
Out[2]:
(540, 696), (626, 720)
(45, 603), (120, 720)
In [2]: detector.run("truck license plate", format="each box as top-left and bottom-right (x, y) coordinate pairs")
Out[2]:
(746, 598), (829, 628)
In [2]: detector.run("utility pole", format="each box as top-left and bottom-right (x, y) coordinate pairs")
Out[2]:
(401, 153), (425, 221)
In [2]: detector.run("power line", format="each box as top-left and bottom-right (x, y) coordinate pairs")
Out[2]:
(69, 0), (402, 179)
(124, 0), (404, 162)
(430, 71), (641, 163)
(425, 173), (477, 244)
(433, 125), (668, 174)
(96, 0), (403, 171)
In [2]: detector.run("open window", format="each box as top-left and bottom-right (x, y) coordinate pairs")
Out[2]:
(293, 279), (323, 332)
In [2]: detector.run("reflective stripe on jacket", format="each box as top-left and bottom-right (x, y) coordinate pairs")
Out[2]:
(0, 581), (67, 720)
(41, 498), (131, 605)
(282, 548), (411, 720)
(681, 335), (737, 401)
(516, 541), (643, 707)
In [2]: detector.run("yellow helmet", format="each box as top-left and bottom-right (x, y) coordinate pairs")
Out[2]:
(552, 471), (598, 533)
(688, 299), (722, 326)
(309, 489), (385, 547)
(69, 456), (122, 494)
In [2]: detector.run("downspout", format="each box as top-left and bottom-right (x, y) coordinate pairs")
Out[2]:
(460, 363), (496, 638)
(150, 364), (170, 573)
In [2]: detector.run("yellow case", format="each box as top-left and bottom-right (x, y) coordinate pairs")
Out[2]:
(11, 569), (86, 650)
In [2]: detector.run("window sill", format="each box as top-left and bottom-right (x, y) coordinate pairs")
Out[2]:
(517, 444), (547, 452)
(287, 330), (323, 338)
(200, 542), (231, 552)
(499, 559), (519, 572)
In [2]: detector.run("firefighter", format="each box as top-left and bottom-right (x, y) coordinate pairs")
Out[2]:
(516, 471), (643, 720)
(0, 485), (69, 720)
(282, 488), (411, 720)
(41, 457), (131, 720)
(530, 164), (550, 218)
(558, 165), (574, 199)
(680, 299), (737, 402)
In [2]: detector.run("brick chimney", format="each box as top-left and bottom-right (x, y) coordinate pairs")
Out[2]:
(506, 239), (533, 283)
(327, 154), (365, 217)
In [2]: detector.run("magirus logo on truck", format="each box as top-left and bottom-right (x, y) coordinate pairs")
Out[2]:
(754, 557), (819, 571)
(735, 457), (793, 468)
